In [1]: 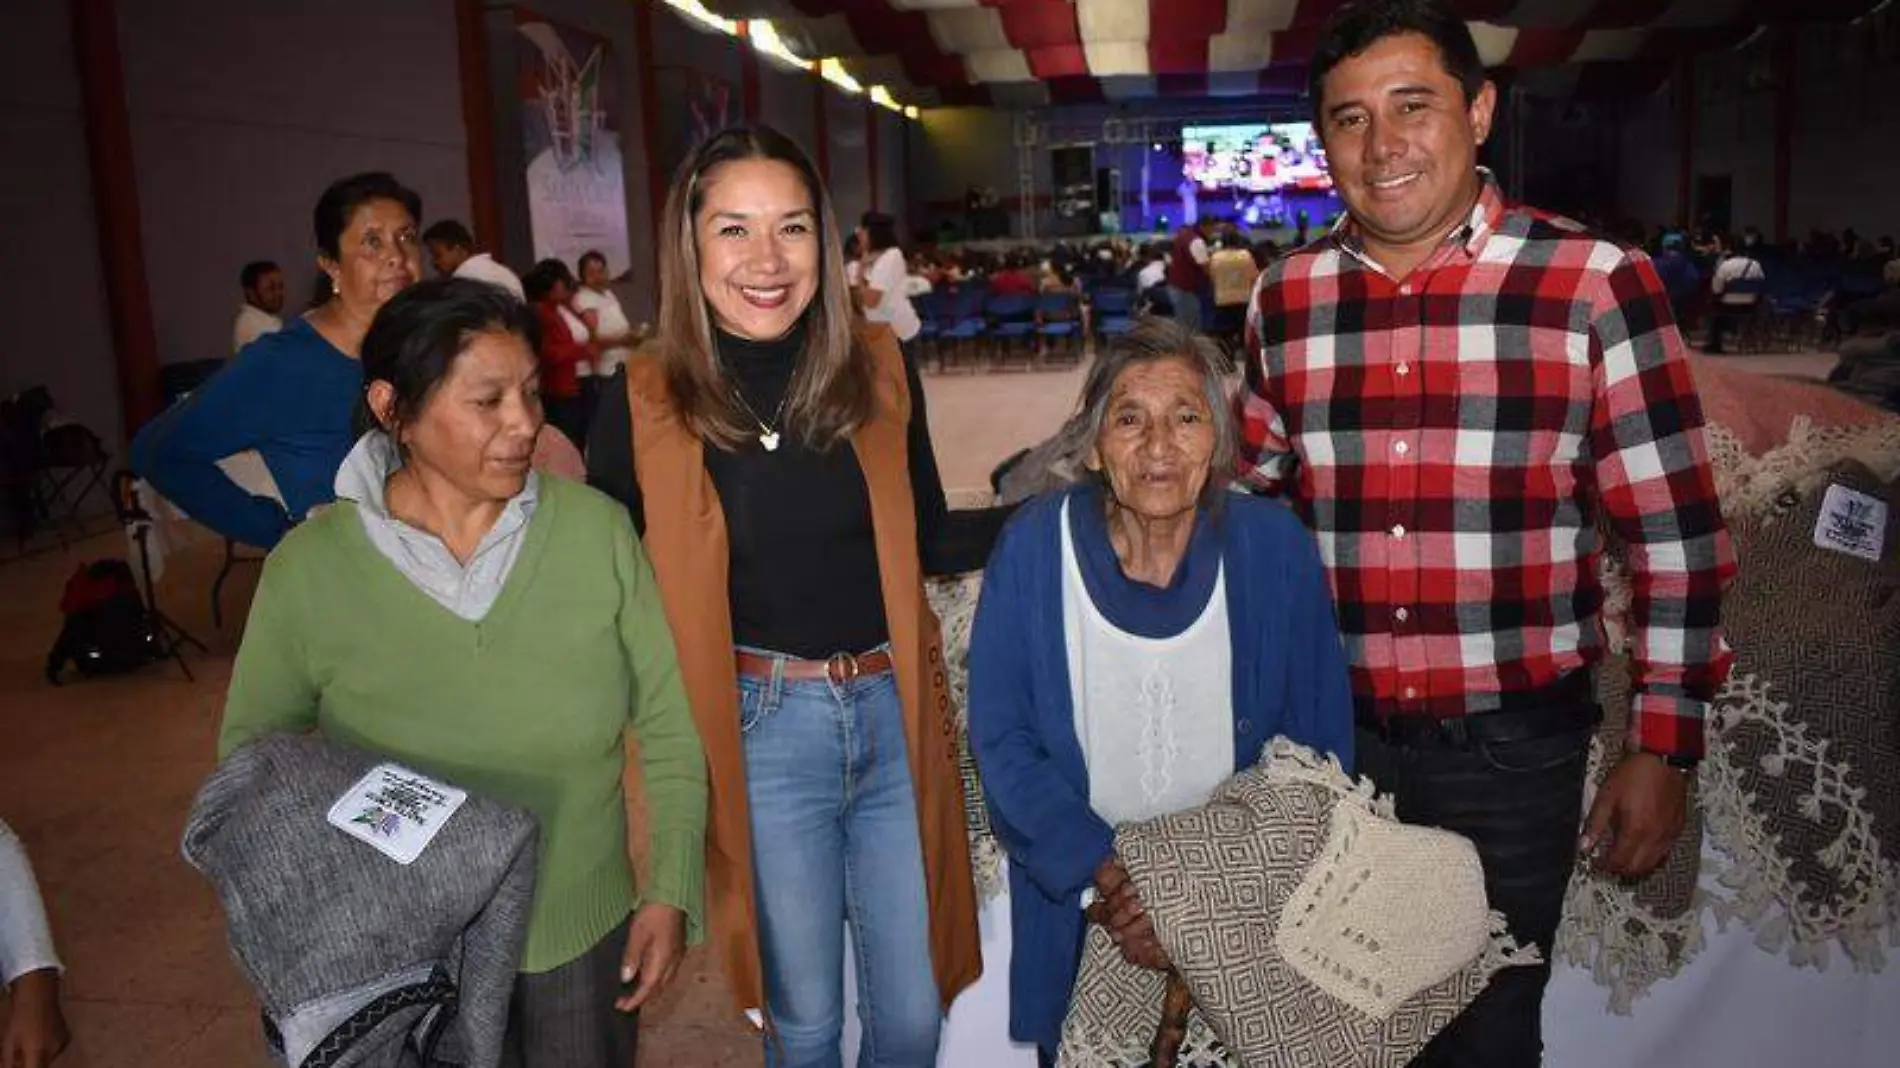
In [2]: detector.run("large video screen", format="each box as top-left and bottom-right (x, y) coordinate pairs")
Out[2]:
(1181, 122), (1332, 195)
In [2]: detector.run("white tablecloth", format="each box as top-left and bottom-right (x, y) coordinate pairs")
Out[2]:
(1543, 888), (1900, 1068)
(846, 861), (1900, 1068)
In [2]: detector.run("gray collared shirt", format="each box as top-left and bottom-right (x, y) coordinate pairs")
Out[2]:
(333, 432), (538, 622)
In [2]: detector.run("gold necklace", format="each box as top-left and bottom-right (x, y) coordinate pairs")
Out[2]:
(729, 387), (790, 451)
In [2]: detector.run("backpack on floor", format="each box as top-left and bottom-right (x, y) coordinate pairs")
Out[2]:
(45, 559), (160, 683)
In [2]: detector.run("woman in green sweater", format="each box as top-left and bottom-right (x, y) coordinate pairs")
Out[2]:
(217, 277), (707, 1067)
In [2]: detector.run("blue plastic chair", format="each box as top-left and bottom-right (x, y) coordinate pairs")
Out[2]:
(1036, 290), (1084, 365)
(1092, 285), (1137, 340)
(938, 286), (989, 371)
(910, 291), (944, 369)
(985, 293), (1039, 367)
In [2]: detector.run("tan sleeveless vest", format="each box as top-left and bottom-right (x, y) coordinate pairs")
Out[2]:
(624, 323), (981, 1019)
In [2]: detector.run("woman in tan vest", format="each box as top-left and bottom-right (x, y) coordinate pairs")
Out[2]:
(586, 125), (1007, 1067)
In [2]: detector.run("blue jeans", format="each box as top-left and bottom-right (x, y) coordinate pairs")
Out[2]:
(739, 653), (943, 1068)
(1168, 285), (1204, 332)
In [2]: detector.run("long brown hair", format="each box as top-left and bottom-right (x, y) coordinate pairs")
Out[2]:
(656, 124), (873, 451)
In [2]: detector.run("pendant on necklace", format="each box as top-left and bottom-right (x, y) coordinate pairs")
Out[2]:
(759, 429), (781, 452)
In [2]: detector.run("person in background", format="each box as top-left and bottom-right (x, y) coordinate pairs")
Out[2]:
(1164, 217), (1214, 332)
(1135, 244), (1168, 296)
(855, 211), (924, 362)
(423, 218), (524, 301)
(523, 259), (593, 448)
(1209, 230), (1261, 310)
(132, 172), (424, 549)
(587, 123), (1007, 1068)
(1707, 232), (1765, 355)
(572, 250), (638, 431)
(232, 260), (286, 354)
(843, 231), (864, 288)
(1242, 2), (1734, 1063)
(968, 319), (1353, 1065)
(219, 278), (706, 1067)
(1651, 231), (1704, 327)
(904, 254), (934, 298)
(990, 252), (1039, 298)
(2, 819), (69, 1068)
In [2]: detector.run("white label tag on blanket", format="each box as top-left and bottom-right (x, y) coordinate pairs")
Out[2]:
(1813, 483), (1888, 563)
(325, 764), (467, 866)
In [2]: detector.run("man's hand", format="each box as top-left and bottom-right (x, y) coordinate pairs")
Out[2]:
(1580, 752), (1689, 878)
(615, 904), (686, 1013)
(2, 968), (71, 1068)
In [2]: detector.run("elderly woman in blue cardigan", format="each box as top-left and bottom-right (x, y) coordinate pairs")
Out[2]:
(967, 317), (1355, 1062)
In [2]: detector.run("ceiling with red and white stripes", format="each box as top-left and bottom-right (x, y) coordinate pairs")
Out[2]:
(698, 0), (1887, 105)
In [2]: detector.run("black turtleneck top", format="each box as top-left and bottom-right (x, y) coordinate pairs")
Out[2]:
(586, 325), (1011, 659)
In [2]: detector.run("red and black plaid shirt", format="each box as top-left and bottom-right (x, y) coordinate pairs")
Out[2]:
(1240, 175), (1735, 759)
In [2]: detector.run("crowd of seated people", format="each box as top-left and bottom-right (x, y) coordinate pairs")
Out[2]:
(1575, 211), (1900, 411)
(1580, 215), (1900, 357)
(896, 225), (1289, 366)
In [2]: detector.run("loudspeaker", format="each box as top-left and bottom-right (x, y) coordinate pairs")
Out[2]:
(1050, 145), (1096, 224)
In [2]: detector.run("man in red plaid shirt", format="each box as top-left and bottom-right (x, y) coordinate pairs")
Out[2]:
(1240, 2), (1734, 1064)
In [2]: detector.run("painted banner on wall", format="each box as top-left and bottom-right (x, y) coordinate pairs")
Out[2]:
(516, 9), (630, 278)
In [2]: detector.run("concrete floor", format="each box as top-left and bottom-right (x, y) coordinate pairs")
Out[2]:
(0, 347), (1838, 1066)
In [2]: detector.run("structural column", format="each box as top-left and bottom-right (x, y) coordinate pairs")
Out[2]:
(1772, 29), (1796, 244)
(454, 0), (502, 251)
(1675, 55), (1695, 229)
(901, 113), (914, 235)
(635, 0), (666, 283)
(814, 80), (830, 183)
(72, 0), (162, 439)
(738, 21), (761, 122)
(866, 99), (880, 213)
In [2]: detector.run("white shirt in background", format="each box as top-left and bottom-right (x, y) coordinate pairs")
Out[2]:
(232, 304), (283, 354)
(1712, 253), (1765, 306)
(1137, 260), (1167, 291)
(571, 285), (634, 377)
(1059, 499), (1235, 828)
(863, 247), (921, 342)
(904, 274), (933, 297)
(452, 252), (525, 302)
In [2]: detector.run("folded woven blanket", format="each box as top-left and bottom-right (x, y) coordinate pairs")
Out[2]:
(1059, 739), (1538, 1068)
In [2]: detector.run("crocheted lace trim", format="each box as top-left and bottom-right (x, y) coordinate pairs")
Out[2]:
(1057, 1010), (1234, 1068)
(1698, 669), (1900, 972)
(1706, 419), (1900, 521)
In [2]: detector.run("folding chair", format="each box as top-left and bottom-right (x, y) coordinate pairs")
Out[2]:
(35, 422), (113, 530)
(985, 293), (1040, 370)
(1035, 290), (1084, 366)
(939, 286), (989, 372)
(1092, 285), (1138, 343)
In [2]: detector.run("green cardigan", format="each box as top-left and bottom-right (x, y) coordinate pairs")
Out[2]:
(218, 476), (707, 973)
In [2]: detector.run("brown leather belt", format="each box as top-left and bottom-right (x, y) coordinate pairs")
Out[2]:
(735, 649), (894, 686)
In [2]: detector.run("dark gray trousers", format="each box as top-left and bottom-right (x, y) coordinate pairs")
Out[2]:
(498, 916), (638, 1068)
